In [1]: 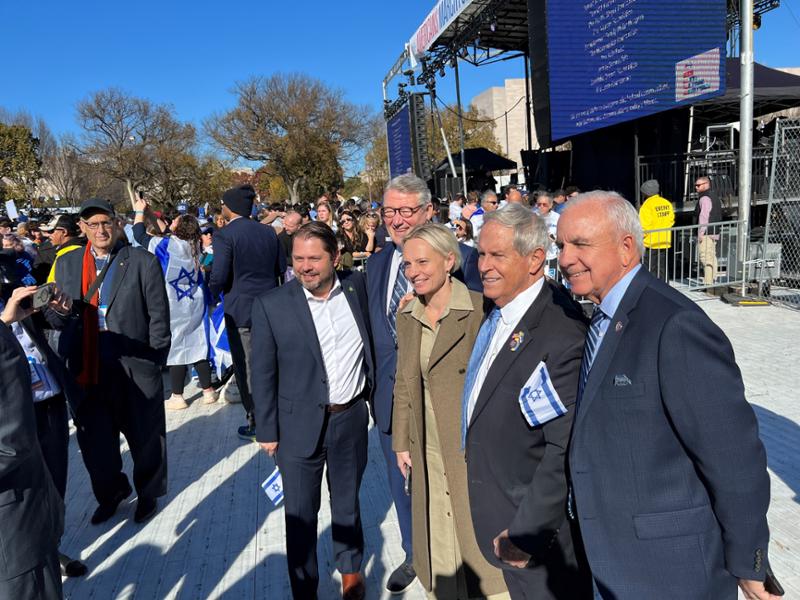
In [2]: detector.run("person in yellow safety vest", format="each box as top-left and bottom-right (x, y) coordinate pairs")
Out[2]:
(639, 179), (675, 279)
(38, 215), (86, 283)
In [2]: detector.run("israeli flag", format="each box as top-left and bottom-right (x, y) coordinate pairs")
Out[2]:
(150, 236), (208, 366)
(207, 298), (232, 380)
(261, 465), (284, 506)
(518, 361), (567, 428)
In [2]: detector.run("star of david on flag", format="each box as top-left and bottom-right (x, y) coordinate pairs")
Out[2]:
(169, 267), (198, 300)
(261, 465), (284, 506)
(518, 361), (567, 428)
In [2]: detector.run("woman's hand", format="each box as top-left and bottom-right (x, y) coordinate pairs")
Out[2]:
(396, 451), (412, 475)
(0, 286), (37, 325)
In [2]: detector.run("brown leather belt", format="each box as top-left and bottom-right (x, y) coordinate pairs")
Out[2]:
(327, 393), (364, 414)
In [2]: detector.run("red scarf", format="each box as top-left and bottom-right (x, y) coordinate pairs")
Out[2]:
(78, 243), (100, 388)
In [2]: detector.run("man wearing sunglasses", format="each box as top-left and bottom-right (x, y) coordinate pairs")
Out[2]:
(365, 174), (482, 593)
(54, 198), (170, 526)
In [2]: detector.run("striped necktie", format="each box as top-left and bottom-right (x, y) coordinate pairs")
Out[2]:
(577, 306), (607, 407)
(461, 307), (502, 447)
(387, 259), (408, 344)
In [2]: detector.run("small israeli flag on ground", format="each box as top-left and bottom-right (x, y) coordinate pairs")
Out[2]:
(208, 299), (232, 380)
(518, 361), (567, 428)
(261, 465), (284, 507)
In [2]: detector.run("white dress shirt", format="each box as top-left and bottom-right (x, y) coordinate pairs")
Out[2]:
(303, 278), (366, 405)
(465, 277), (545, 424)
(385, 248), (413, 315)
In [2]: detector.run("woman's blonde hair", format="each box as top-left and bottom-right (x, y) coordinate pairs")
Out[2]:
(404, 223), (461, 273)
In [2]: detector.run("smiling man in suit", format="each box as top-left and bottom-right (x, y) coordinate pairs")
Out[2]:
(558, 191), (778, 599)
(54, 198), (170, 525)
(463, 203), (592, 599)
(251, 222), (373, 600)
(365, 174), (482, 592)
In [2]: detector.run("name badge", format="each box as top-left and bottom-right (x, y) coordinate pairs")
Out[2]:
(98, 304), (109, 331)
(28, 357), (44, 390)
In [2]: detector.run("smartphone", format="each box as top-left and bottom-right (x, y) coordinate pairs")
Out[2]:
(138, 190), (145, 200)
(20, 283), (56, 311)
(403, 465), (412, 496)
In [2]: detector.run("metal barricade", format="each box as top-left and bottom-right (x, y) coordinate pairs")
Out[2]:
(642, 220), (744, 292)
(757, 118), (800, 310)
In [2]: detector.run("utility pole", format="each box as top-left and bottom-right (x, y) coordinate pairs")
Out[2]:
(737, 0), (754, 272)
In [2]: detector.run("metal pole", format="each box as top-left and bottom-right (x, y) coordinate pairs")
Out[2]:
(524, 54), (533, 152)
(737, 0), (754, 278)
(684, 105), (695, 206)
(453, 58), (468, 196)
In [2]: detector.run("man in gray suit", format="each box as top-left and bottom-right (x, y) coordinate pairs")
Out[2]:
(558, 191), (780, 599)
(55, 198), (171, 526)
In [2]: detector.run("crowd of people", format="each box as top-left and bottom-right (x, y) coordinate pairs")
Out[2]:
(0, 173), (781, 600)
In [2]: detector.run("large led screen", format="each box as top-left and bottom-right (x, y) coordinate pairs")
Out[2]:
(538, 0), (727, 143)
(386, 103), (413, 179)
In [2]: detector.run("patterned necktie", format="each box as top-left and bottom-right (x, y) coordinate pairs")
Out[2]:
(577, 306), (607, 408)
(387, 259), (409, 344)
(461, 307), (502, 447)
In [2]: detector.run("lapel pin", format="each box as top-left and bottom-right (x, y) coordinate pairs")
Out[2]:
(509, 331), (525, 352)
(615, 321), (623, 333)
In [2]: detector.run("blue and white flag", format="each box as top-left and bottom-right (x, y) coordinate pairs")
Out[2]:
(518, 361), (567, 428)
(150, 236), (209, 366)
(261, 465), (284, 506)
(207, 298), (232, 380)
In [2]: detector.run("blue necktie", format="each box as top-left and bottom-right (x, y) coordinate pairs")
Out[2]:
(387, 259), (408, 344)
(461, 308), (502, 447)
(577, 306), (607, 407)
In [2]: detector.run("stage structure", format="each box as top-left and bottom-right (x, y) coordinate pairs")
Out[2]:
(385, 93), (432, 180)
(382, 0), (781, 196)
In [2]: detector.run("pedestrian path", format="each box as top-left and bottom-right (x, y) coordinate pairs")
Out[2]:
(60, 296), (800, 599)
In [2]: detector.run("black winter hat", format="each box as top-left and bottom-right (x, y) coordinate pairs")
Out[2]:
(222, 185), (256, 217)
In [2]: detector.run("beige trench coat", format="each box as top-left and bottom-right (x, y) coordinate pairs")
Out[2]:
(392, 280), (507, 597)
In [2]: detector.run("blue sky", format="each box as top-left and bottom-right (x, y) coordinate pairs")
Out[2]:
(1, 0), (799, 150)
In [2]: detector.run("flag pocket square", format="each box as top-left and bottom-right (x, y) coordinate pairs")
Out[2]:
(614, 374), (632, 386)
(261, 465), (284, 507)
(518, 361), (567, 428)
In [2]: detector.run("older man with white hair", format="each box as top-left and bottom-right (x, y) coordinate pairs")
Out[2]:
(464, 203), (591, 599)
(557, 191), (780, 600)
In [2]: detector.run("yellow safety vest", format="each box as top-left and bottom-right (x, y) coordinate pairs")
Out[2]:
(46, 243), (84, 283)
(639, 195), (675, 249)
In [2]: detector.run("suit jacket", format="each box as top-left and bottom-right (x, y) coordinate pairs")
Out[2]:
(568, 268), (771, 599)
(209, 217), (286, 328)
(366, 240), (482, 433)
(0, 324), (63, 581)
(466, 280), (590, 595)
(250, 271), (374, 458)
(55, 244), (171, 401)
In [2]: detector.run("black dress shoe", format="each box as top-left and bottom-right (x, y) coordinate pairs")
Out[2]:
(386, 561), (416, 594)
(90, 483), (133, 525)
(134, 497), (158, 523)
(59, 553), (88, 577)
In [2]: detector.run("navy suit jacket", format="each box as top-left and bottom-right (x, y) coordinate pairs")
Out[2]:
(209, 217), (286, 328)
(250, 271), (374, 458)
(569, 268), (771, 599)
(366, 241), (482, 433)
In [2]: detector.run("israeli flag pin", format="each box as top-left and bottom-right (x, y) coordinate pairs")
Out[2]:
(615, 321), (623, 333)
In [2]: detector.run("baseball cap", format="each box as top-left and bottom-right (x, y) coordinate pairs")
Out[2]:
(40, 214), (80, 235)
(78, 198), (115, 218)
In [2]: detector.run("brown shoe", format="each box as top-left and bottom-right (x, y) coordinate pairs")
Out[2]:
(341, 572), (365, 600)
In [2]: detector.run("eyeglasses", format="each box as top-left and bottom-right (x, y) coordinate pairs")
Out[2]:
(340, 217), (353, 223)
(484, 200), (498, 205)
(82, 219), (115, 231)
(380, 206), (424, 219)
(535, 202), (550, 207)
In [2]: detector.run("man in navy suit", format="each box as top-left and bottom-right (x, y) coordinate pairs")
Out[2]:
(558, 191), (779, 599)
(365, 174), (482, 592)
(252, 222), (373, 600)
(209, 185), (285, 441)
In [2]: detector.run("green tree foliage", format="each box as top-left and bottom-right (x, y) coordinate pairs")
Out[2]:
(205, 73), (370, 204)
(0, 123), (42, 200)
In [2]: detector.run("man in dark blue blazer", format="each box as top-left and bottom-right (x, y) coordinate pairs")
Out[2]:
(251, 222), (373, 600)
(365, 174), (482, 592)
(558, 191), (779, 600)
(209, 185), (286, 440)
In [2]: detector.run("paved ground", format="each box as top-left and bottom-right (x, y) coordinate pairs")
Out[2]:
(60, 295), (800, 599)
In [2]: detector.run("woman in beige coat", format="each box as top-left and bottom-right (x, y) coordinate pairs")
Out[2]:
(392, 223), (509, 600)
